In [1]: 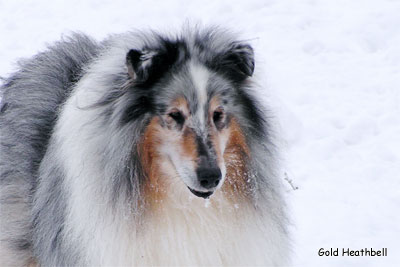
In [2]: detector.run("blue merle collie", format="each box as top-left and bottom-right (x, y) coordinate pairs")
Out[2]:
(0, 27), (289, 266)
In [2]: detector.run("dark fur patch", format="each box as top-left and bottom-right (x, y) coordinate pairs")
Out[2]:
(0, 102), (9, 113)
(120, 39), (190, 125)
(209, 43), (255, 83)
(126, 39), (189, 88)
(121, 94), (154, 124)
(235, 88), (268, 140)
(0, 33), (99, 266)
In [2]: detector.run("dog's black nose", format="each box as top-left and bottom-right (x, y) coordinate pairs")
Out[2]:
(197, 167), (222, 189)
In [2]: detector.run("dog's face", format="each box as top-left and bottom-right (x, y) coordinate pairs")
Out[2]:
(158, 96), (228, 198)
(127, 38), (255, 199)
(154, 67), (232, 198)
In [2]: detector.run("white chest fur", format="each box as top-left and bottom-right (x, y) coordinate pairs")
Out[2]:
(87, 191), (287, 266)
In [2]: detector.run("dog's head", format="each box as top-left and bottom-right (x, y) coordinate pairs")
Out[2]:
(124, 32), (259, 200)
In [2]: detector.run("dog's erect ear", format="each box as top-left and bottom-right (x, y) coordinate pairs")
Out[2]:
(214, 43), (255, 82)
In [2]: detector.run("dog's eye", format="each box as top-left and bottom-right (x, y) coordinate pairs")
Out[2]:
(213, 110), (224, 124)
(168, 111), (185, 125)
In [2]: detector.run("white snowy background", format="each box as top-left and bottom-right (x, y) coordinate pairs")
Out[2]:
(1, 0), (399, 266)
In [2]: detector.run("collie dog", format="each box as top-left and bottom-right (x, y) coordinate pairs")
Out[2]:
(0, 27), (289, 266)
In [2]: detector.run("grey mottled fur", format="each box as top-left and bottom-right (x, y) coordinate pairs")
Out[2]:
(0, 34), (100, 266)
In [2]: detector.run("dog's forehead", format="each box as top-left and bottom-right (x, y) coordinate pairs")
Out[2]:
(184, 63), (226, 109)
(162, 62), (209, 111)
(160, 60), (232, 124)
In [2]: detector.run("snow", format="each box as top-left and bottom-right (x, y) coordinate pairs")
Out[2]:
(1, 0), (399, 266)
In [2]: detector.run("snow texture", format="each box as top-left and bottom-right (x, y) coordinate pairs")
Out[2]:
(1, 0), (399, 266)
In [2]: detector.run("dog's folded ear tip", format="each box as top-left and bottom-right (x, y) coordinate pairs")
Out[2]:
(125, 41), (185, 87)
(126, 49), (144, 80)
(127, 49), (142, 60)
(209, 41), (255, 82)
(232, 43), (255, 77)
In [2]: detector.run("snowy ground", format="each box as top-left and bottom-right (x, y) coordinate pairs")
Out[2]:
(1, 0), (399, 266)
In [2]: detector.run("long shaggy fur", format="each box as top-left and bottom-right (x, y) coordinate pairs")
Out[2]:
(0, 27), (289, 266)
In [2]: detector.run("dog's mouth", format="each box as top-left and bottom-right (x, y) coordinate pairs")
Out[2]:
(188, 187), (214, 199)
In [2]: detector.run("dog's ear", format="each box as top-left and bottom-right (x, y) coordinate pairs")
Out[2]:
(214, 43), (255, 82)
(126, 42), (186, 86)
(126, 49), (159, 83)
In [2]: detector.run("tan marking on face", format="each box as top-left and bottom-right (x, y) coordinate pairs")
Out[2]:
(173, 96), (189, 109)
(221, 118), (252, 200)
(28, 259), (38, 267)
(139, 117), (167, 209)
(139, 97), (199, 210)
(209, 96), (221, 113)
(170, 97), (189, 116)
(165, 97), (190, 126)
